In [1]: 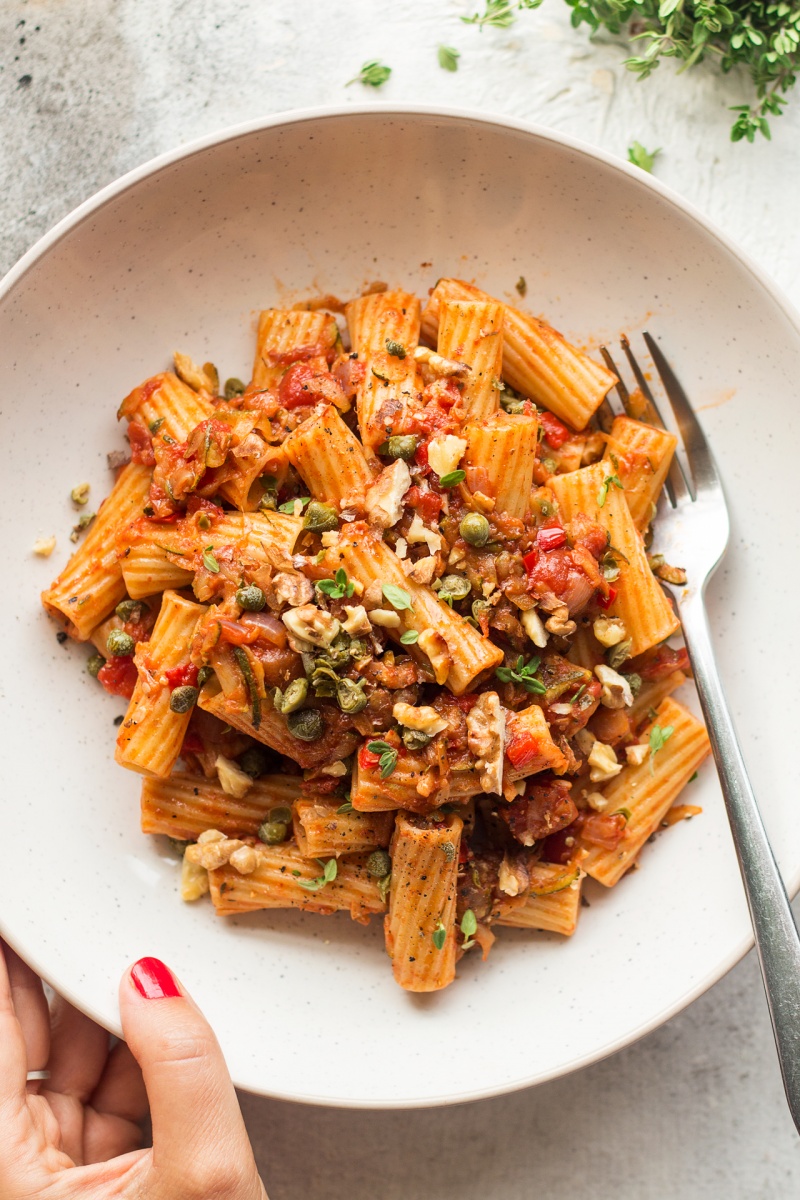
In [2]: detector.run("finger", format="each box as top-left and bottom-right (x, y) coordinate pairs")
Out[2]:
(48, 994), (110, 1102)
(4, 941), (50, 1079)
(90, 1040), (149, 1125)
(119, 958), (263, 1197)
(83, 1107), (144, 1165)
(0, 941), (27, 1106)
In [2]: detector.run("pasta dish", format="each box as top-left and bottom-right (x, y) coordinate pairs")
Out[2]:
(41, 278), (711, 992)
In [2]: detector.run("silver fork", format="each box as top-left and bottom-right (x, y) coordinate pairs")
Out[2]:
(602, 334), (800, 1134)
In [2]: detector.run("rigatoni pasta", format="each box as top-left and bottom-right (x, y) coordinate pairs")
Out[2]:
(41, 274), (711, 994)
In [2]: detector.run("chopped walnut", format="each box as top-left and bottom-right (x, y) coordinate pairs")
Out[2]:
(427, 434), (467, 478)
(593, 616), (627, 647)
(282, 604), (341, 648)
(342, 604), (372, 636)
(498, 853), (529, 898)
(626, 742), (649, 767)
(186, 834), (245, 871)
(403, 555), (437, 585)
(587, 740), (623, 783)
(545, 604), (576, 637)
(585, 790), (609, 812)
(521, 607), (549, 648)
(180, 855), (210, 902)
(594, 664), (634, 709)
(466, 691), (505, 795)
(273, 571), (314, 608)
(365, 460), (411, 529)
(228, 845), (258, 874)
(393, 701), (448, 736)
(418, 628), (451, 685)
(32, 535), (57, 557)
(406, 512), (443, 554)
(370, 608), (401, 629)
(215, 755), (253, 800)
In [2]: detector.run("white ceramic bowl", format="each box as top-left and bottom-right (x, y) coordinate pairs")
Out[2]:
(2, 107), (799, 1109)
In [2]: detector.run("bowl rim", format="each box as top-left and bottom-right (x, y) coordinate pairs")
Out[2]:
(2, 103), (799, 1108)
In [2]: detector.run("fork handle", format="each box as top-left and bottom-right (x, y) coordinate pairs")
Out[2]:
(682, 596), (800, 1131)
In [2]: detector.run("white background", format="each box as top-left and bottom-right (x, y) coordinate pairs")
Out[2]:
(2, 1), (800, 1195)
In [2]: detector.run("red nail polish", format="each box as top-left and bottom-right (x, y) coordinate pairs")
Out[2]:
(130, 957), (181, 1000)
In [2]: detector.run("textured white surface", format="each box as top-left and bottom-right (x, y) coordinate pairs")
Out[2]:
(2, 0), (800, 1194)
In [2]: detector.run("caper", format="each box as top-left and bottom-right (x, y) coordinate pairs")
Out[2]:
(472, 598), (489, 622)
(336, 677), (368, 715)
(235, 584), (266, 612)
(106, 629), (135, 657)
(169, 685), (198, 714)
(287, 707), (324, 742)
(238, 745), (271, 778)
(276, 677), (309, 714)
(86, 653), (105, 678)
(259, 491), (277, 512)
(197, 664), (214, 687)
(607, 640), (632, 670)
(258, 820), (288, 845)
(402, 727), (432, 752)
(303, 501), (339, 533)
(224, 377), (246, 400)
(459, 512), (490, 548)
(349, 639), (368, 660)
(115, 598), (147, 623)
(269, 806), (293, 825)
(385, 434), (418, 461)
(439, 574), (471, 602)
(500, 391), (525, 414)
(365, 849), (392, 878)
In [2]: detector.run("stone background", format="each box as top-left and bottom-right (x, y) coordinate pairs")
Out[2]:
(2, 2), (799, 1195)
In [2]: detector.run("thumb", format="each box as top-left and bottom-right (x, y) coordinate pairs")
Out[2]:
(119, 957), (265, 1199)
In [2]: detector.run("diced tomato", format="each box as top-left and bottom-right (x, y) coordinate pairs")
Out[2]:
(458, 839), (470, 864)
(98, 655), (138, 699)
(537, 525), (567, 552)
(540, 825), (579, 865)
(454, 694), (479, 713)
(505, 732), (541, 770)
(634, 644), (690, 680)
(404, 484), (442, 523)
(359, 745), (381, 771)
(186, 495), (225, 520)
(522, 548), (538, 573)
(539, 410), (573, 449)
(181, 730), (204, 755)
(597, 585), (617, 610)
(165, 663), (199, 690)
(414, 441), (429, 468)
(127, 421), (155, 466)
(278, 362), (318, 409)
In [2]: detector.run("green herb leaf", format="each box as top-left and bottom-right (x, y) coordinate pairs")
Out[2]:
(202, 546), (220, 573)
(382, 583), (414, 611)
(627, 141), (661, 173)
(337, 800), (354, 814)
(432, 920), (447, 950)
(461, 908), (478, 938)
(438, 469), (466, 488)
(462, 0), (516, 29)
(278, 496), (310, 514)
(297, 857), (338, 892)
(495, 654), (546, 694)
(597, 473), (624, 508)
(400, 629), (419, 645)
(438, 45), (460, 71)
(317, 567), (355, 601)
(649, 722), (674, 771)
(347, 60), (392, 88)
(367, 739), (399, 779)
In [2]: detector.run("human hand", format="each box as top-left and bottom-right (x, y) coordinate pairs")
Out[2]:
(0, 940), (268, 1199)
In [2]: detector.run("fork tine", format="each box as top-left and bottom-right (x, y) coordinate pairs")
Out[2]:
(643, 332), (721, 495)
(596, 346), (623, 432)
(602, 342), (677, 506)
(622, 335), (694, 505)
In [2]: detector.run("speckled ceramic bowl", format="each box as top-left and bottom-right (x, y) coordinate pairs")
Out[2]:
(2, 107), (800, 1108)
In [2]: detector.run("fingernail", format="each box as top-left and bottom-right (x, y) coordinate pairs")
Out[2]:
(130, 957), (181, 1000)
